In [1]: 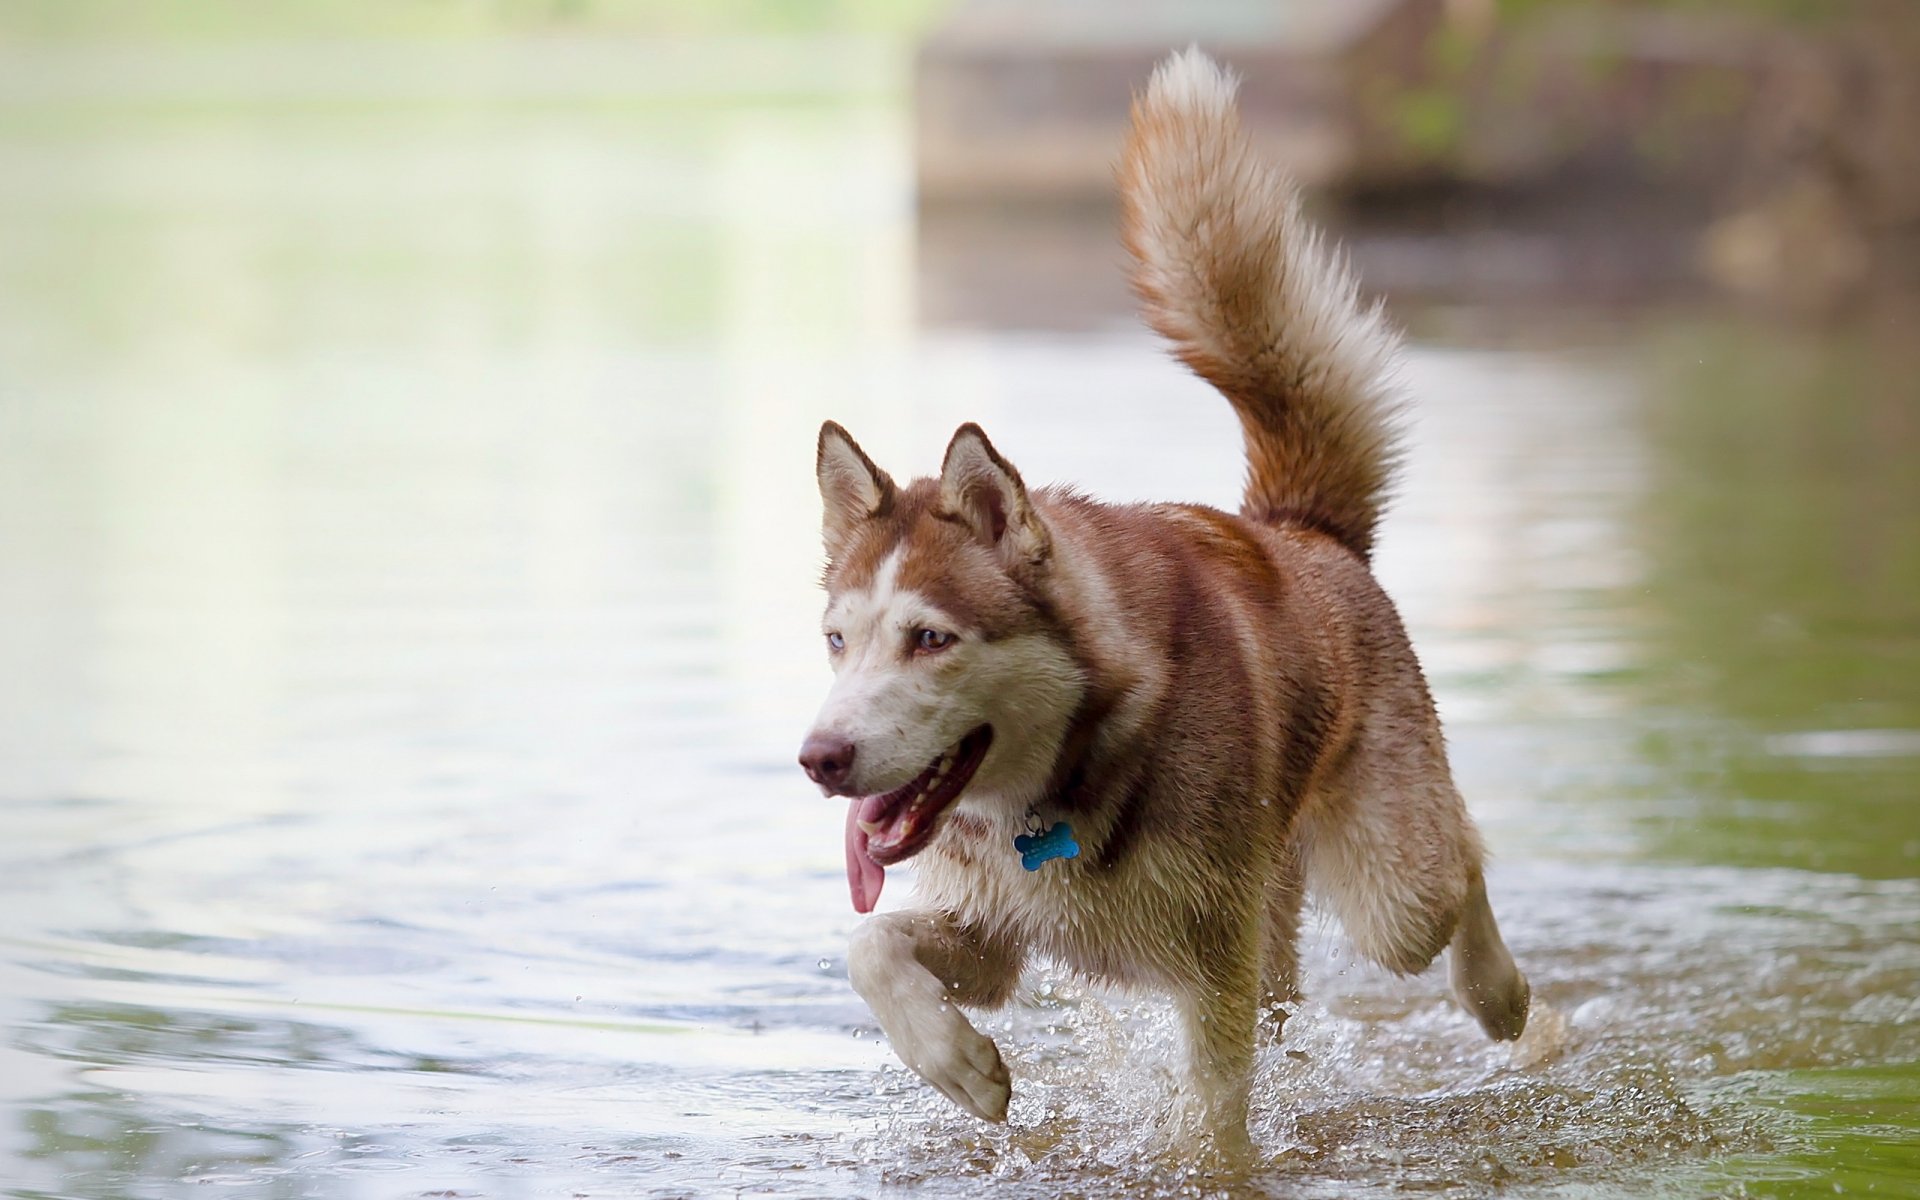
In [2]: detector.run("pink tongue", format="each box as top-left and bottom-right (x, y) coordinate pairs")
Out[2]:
(844, 798), (886, 914)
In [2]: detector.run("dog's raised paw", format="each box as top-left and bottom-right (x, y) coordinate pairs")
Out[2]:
(916, 1023), (1010, 1123)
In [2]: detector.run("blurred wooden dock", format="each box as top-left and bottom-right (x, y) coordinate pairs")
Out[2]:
(914, 0), (1444, 202)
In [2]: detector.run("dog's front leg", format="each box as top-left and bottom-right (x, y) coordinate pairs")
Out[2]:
(1170, 921), (1261, 1147)
(848, 909), (1023, 1122)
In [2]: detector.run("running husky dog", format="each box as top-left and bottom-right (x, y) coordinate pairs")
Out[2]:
(799, 48), (1530, 1140)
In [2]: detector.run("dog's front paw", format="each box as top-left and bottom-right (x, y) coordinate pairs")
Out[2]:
(847, 914), (1013, 1123)
(905, 1016), (1010, 1122)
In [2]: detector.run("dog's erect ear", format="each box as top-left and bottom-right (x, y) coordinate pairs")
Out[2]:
(939, 423), (1048, 567)
(817, 421), (896, 557)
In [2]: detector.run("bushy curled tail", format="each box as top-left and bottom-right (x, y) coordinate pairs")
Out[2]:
(1119, 47), (1404, 557)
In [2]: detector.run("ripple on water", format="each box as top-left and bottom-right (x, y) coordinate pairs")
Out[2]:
(816, 860), (1920, 1199)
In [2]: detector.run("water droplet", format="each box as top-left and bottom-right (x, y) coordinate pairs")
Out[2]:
(817, 958), (832, 971)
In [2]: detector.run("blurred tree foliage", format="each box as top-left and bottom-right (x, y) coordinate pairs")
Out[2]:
(1356, 0), (1920, 305)
(1495, 0), (1837, 23)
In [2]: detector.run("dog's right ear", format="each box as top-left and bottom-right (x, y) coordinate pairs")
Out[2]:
(817, 421), (896, 558)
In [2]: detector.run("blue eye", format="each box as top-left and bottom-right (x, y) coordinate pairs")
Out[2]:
(826, 632), (845, 651)
(915, 628), (955, 652)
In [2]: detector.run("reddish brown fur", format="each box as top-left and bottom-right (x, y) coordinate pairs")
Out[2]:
(831, 397), (1524, 1142)
(827, 50), (1529, 1141)
(825, 478), (1059, 643)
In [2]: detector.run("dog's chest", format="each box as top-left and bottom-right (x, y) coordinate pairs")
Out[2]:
(919, 832), (1191, 986)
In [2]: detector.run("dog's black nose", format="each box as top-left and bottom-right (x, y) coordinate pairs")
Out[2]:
(799, 734), (857, 791)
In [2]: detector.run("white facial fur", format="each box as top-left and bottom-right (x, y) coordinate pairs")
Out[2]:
(809, 549), (1083, 809)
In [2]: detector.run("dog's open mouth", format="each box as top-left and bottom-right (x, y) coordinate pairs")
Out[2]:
(853, 725), (993, 866)
(843, 725), (994, 913)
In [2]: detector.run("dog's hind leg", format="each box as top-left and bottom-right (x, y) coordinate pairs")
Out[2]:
(847, 909), (1023, 1121)
(1448, 867), (1529, 1040)
(1293, 712), (1529, 1041)
(1258, 845), (1305, 1042)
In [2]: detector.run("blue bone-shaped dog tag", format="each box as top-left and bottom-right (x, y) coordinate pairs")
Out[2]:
(1014, 821), (1080, 871)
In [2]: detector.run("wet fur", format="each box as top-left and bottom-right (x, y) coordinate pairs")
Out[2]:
(810, 49), (1529, 1144)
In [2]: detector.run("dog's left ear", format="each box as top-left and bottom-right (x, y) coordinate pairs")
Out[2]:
(939, 424), (1049, 567)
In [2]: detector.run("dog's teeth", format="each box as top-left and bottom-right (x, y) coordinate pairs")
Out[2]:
(857, 819), (884, 835)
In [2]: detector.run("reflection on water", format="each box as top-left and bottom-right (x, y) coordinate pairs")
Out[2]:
(2, 36), (1917, 1200)
(1630, 317), (1920, 882)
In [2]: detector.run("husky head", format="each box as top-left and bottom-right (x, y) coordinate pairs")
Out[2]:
(800, 422), (1084, 898)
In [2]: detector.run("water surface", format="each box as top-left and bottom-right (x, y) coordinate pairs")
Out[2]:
(2, 36), (1917, 1200)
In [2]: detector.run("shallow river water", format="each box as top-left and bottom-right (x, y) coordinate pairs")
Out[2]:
(2, 36), (1918, 1200)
